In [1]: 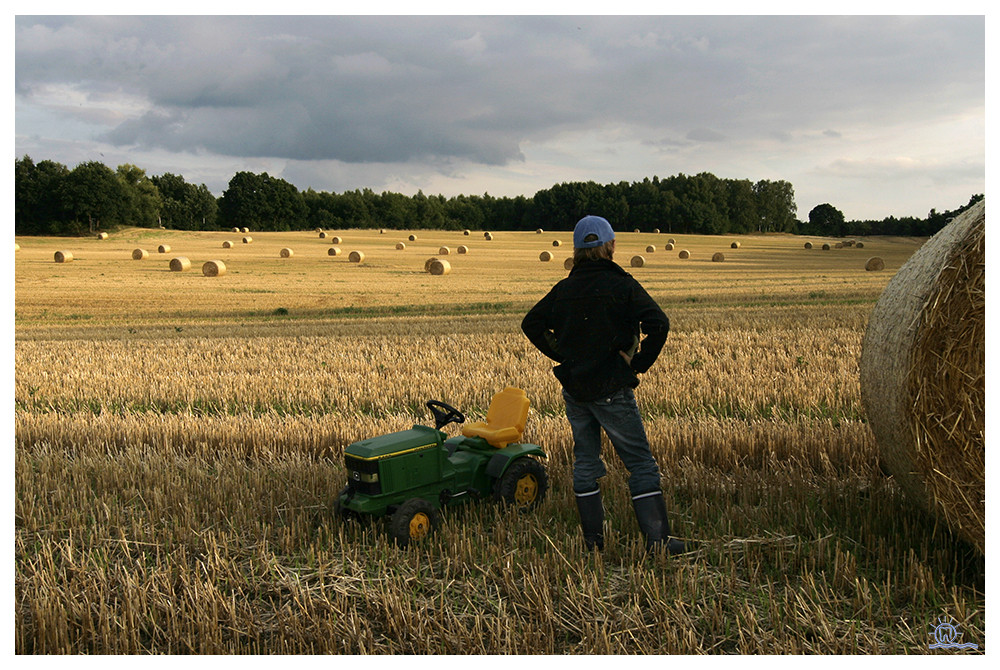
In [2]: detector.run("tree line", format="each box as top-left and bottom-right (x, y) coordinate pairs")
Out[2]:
(14, 155), (980, 238)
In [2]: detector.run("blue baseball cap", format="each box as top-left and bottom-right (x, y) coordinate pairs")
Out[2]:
(573, 215), (616, 249)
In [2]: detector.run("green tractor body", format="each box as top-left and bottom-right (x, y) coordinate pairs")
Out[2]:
(336, 394), (548, 545)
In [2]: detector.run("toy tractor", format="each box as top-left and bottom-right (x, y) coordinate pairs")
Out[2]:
(335, 387), (548, 546)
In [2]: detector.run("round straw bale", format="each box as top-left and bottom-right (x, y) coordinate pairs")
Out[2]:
(630, 255), (645, 267)
(539, 251), (553, 262)
(667, 238), (676, 245)
(222, 240), (234, 248)
(409, 234), (417, 241)
(864, 257), (885, 272)
(665, 243), (675, 251)
(712, 252), (725, 262)
(157, 244), (171, 253)
(536, 228), (543, 234)
(280, 247), (294, 258)
(348, 250), (365, 263)
(552, 240), (562, 247)
(428, 259), (451, 275)
(834, 242), (844, 249)
(232, 227), (240, 233)
(97, 232), (108, 240)
(457, 245), (468, 254)
(328, 246), (342, 256)
(860, 199), (985, 553)
(315, 228), (323, 233)
(730, 241), (740, 249)
(395, 242), (406, 250)
(678, 249), (690, 259)
(54, 250), (73, 263)
(202, 260), (226, 277)
(438, 246), (451, 255)
(241, 227), (249, 233)
(424, 257), (440, 272)
(319, 231), (327, 238)
(633, 229), (640, 233)
(646, 245), (656, 253)
(653, 228), (660, 234)
(242, 236), (252, 244)
(331, 236), (342, 244)
(822, 243), (831, 250)
(169, 256), (191, 272)
(804, 241), (813, 249)
(132, 248), (148, 260)
(856, 241), (865, 248)
(464, 230), (471, 236)
(484, 232), (493, 240)
(15, 243), (21, 251)
(564, 257), (574, 271)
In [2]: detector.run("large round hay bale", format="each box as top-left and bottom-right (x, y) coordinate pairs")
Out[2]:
(232, 227), (241, 233)
(241, 227), (249, 234)
(552, 240), (562, 247)
(821, 243), (831, 250)
(54, 250), (73, 263)
(331, 236), (342, 244)
(280, 247), (294, 258)
(536, 228), (543, 234)
(14, 243), (20, 251)
(438, 246), (451, 255)
(319, 231), (327, 238)
(457, 245), (468, 254)
(804, 241), (813, 249)
(222, 240), (234, 248)
(730, 241), (740, 249)
(667, 238), (676, 245)
(463, 230), (471, 236)
(678, 249), (690, 259)
(409, 234), (417, 241)
(423, 257), (439, 272)
(202, 260), (226, 277)
(856, 242), (865, 248)
(665, 243), (674, 251)
(630, 255), (645, 267)
(484, 232), (493, 240)
(395, 242), (406, 250)
(242, 237), (253, 244)
(158, 244), (171, 253)
(712, 252), (725, 262)
(131, 248), (148, 260)
(348, 250), (365, 263)
(860, 199), (985, 553)
(169, 256), (191, 272)
(865, 257), (885, 272)
(653, 228), (660, 234)
(97, 232), (108, 240)
(428, 259), (451, 275)
(645, 245), (656, 253)
(539, 251), (553, 262)
(328, 246), (342, 256)
(564, 257), (574, 271)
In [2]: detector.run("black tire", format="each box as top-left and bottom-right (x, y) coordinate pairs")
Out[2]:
(494, 458), (548, 510)
(388, 498), (440, 547)
(334, 485), (361, 522)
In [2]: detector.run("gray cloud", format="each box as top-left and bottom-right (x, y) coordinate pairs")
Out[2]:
(16, 15), (984, 166)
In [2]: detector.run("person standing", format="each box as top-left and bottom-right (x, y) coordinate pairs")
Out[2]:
(521, 215), (688, 555)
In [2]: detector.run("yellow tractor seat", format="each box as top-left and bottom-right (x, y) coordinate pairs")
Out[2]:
(461, 387), (531, 448)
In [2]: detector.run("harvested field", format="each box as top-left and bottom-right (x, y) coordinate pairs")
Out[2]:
(13, 227), (982, 654)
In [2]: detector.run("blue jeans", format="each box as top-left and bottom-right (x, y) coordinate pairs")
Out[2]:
(563, 387), (662, 496)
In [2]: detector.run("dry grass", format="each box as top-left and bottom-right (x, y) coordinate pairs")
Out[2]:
(13, 228), (983, 654)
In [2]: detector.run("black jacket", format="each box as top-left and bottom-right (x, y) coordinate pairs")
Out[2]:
(521, 258), (669, 401)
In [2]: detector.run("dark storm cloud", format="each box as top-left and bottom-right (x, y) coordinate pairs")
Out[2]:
(15, 15), (985, 168)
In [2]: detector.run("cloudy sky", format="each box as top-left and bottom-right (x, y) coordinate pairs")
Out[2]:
(13, 11), (987, 222)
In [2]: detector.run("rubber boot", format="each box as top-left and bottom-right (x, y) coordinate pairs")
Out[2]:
(575, 488), (604, 551)
(631, 490), (689, 555)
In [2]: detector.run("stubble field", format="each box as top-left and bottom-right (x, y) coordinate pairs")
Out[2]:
(13, 227), (984, 653)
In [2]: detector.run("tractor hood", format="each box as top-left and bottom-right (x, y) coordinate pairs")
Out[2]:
(344, 425), (443, 461)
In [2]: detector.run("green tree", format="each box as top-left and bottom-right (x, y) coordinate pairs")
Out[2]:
(806, 203), (846, 237)
(116, 164), (163, 228)
(62, 161), (129, 234)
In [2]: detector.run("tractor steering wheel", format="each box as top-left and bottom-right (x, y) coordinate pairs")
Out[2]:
(426, 400), (466, 431)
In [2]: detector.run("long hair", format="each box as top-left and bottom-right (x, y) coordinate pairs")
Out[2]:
(573, 238), (615, 266)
